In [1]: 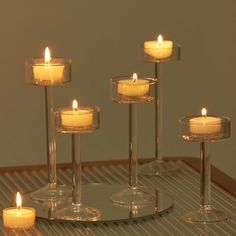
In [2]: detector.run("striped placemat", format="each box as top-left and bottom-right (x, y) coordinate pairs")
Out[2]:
(0, 160), (235, 235)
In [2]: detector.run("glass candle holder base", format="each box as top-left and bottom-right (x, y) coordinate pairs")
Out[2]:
(139, 159), (180, 176)
(55, 203), (101, 221)
(110, 186), (155, 206)
(27, 184), (71, 203)
(183, 207), (229, 224)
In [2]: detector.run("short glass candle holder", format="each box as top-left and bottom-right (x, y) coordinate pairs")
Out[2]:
(25, 58), (72, 86)
(111, 75), (156, 104)
(54, 102), (101, 221)
(179, 112), (230, 224)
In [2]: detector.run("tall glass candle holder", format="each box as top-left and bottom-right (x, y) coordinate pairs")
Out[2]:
(111, 74), (156, 206)
(139, 35), (181, 176)
(54, 100), (101, 221)
(179, 108), (230, 224)
(25, 48), (72, 202)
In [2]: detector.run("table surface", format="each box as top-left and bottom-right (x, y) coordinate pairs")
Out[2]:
(0, 158), (235, 236)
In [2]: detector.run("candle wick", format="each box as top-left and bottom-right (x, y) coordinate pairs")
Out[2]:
(17, 206), (21, 211)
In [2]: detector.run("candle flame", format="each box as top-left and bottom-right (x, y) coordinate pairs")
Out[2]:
(16, 192), (22, 209)
(157, 35), (163, 44)
(132, 73), (138, 83)
(72, 99), (78, 110)
(201, 108), (207, 117)
(44, 47), (51, 63)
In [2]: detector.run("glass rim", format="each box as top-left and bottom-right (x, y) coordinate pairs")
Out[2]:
(54, 105), (100, 114)
(25, 57), (72, 64)
(111, 76), (156, 85)
(141, 42), (181, 49)
(179, 115), (230, 125)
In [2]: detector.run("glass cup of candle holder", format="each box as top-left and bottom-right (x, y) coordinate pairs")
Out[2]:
(141, 43), (181, 63)
(24, 58), (72, 203)
(54, 106), (101, 221)
(111, 76), (156, 104)
(179, 115), (230, 224)
(55, 106), (100, 134)
(25, 58), (72, 86)
(110, 76), (156, 206)
(139, 43), (181, 176)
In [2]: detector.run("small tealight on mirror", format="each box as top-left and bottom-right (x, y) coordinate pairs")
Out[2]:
(3, 192), (36, 229)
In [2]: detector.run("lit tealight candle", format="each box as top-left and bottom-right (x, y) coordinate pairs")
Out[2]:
(61, 100), (93, 128)
(144, 35), (173, 60)
(33, 47), (64, 84)
(118, 73), (149, 97)
(3, 192), (36, 229)
(189, 108), (221, 135)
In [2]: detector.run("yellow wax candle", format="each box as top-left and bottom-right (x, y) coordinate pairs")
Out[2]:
(3, 192), (36, 229)
(33, 47), (64, 84)
(190, 108), (221, 135)
(61, 100), (93, 128)
(118, 73), (149, 97)
(144, 35), (173, 59)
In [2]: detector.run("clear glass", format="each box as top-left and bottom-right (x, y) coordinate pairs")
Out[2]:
(54, 105), (101, 221)
(180, 115), (230, 142)
(25, 58), (72, 86)
(111, 76), (156, 104)
(54, 106), (100, 133)
(179, 115), (230, 224)
(139, 44), (181, 176)
(110, 76), (156, 206)
(24, 58), (72, 202)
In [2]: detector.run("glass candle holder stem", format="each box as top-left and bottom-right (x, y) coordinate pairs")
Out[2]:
(129, 104), (138, 188)
(45, 86), (57, 186)
(154, 62), (163, 160)
(71, 134), (82, 205)
(200, 142), (211, 210)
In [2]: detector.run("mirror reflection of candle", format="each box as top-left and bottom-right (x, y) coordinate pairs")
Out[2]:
(3, 192), (36, 229)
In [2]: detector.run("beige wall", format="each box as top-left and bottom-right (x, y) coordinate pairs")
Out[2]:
(0, 0), (235, 179)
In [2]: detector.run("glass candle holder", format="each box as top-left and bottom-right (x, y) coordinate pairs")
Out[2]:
(139, 36), (181, 176)
(24, 54), (72, 203)
(110, 75), (156, 206)
(179, 111), (230, 224)
(54, 102), (101, 221)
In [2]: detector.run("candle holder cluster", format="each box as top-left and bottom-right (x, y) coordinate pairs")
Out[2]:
(16, 34), (231, 225)
(139, 36), (181, 176)
(179, 113), (230, 223)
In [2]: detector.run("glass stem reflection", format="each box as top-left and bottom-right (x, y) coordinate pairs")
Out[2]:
(71, 134), (82, 205)
(154, 61), (163, 160)
(200, 141), (211, 210)
(129, 104), (138, 188)
(45, 86), (57, 186)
